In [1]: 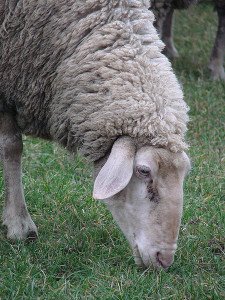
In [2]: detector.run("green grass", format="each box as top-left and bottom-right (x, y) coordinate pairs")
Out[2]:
(0, 3), (224, 299)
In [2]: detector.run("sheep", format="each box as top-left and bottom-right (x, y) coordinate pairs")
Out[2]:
(150, 0), (225, 80)
(150, 0), (197, 58)
(0, 0), (190, 269)
(208, 0), (225, 80)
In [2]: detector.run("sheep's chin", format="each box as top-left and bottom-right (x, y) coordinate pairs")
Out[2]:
(133, 245), (154, 270)
(133, 245), (146, 268)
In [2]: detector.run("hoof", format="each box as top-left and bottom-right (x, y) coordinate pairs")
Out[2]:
(211, 72), (225, 81)
(208, 62), (225, 81)
(25, 230), (38, 243)
(3, 213), (38, 241)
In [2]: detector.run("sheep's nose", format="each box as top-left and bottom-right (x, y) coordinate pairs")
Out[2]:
(156, 251), (174, 270)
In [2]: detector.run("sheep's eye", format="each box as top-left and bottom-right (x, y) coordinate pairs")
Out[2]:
(136, 166), (151, 178)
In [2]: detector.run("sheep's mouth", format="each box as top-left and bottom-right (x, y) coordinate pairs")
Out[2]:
(133, 245), (157, 270)
(155, 252), (169, 270)
(133, 245), (164, 270)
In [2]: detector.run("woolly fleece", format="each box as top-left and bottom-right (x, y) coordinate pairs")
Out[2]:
(0, 0), (189, 162)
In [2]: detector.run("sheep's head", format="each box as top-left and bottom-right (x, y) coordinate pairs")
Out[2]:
(93, 137), (190, 270)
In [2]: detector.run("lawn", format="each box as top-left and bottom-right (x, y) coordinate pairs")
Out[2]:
(0, 3), (224, 299)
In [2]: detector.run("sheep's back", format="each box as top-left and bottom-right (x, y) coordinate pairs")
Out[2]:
(0, 0), (108, 138)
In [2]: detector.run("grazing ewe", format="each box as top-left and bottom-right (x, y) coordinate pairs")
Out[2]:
(0, 0), (190, 269)
(151, 0), (225, 80)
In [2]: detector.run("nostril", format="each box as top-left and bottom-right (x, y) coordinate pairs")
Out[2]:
(156, 251), (174, 269)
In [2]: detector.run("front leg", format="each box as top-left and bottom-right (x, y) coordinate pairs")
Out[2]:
(0, 112), (37, 240)
(209, 3), (225, 80)
(162, 7), (179, 59)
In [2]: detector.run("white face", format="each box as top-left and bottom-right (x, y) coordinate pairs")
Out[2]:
(93, 137), (190, 269)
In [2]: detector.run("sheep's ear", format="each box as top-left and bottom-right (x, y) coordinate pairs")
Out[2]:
(93, 137), (135, 200)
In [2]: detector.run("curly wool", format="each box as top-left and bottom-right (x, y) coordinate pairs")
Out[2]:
(0, 0), (189, 162)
